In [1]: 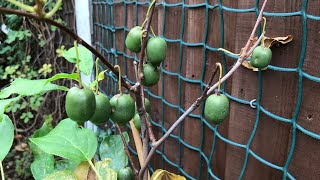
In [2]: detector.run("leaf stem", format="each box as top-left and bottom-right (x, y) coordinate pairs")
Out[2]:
(0, 161), (5, 180)
(87, 159), (102, 180)
(114, 65), (122, 95)
(141, 0), (156, 28)
(150, 25), (156, 37)
(218, 48), (240, 56)
(74, 41), (83, 88)
(261, 17), (267, 47)
(95, 58), (99, 94)
(6, 0), (35, 13)
(216, 63), (222, 93)
(44, 0), (62, 18)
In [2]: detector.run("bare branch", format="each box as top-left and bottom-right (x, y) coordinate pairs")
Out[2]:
(133, 1), (158, 179)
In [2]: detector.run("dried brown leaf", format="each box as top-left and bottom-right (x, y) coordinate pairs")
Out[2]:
(242, 61), (268, 71)
(74, 161), (90, 180)
(151, 169), (186, 180)
(264, 35), (293, 48)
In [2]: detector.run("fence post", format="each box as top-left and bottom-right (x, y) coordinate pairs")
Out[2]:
(74, 0), (97, 131)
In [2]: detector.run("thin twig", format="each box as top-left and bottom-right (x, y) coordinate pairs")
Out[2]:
(0, 7), (132, 91)
(115, 124), (139, 176)
(139, 0), (269, 175)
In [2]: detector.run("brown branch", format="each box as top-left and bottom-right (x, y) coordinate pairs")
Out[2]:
(139, 0), (269, 175)
(133, 1), (158, 180)
(115, 124), (139, 176)
(0, 7), (132, 91)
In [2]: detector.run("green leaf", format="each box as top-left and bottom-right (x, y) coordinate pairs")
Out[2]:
(30, 120), (81, 179)
(98, 70), (108, 81)
(0, 78), (67, 99)
(0, 78), (60, 99)
(0, 46), (12, 54)
(0, 115), (14, 161)
(32, 120), (53, 140)
(39, 39), (46, 47)
(30, 119), (98, 162)
(48, 73), (79, 82)
(31, 152), (55, 180)
(99, 132), (130, 171)
(43, 170), (78, 180)
(41, 83), (69, 94)
(89, 80), (98, 88)
(55, 160), (80, 172)
(30, 118), (53, 157)
(96, 159), (117, 180)
(0, 96), (21, 119)
(62, 46), (93, 76)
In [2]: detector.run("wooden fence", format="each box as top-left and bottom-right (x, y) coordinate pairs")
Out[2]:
(91, 0), (320, 179)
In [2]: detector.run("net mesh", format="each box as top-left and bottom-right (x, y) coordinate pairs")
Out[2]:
(91, 0), (320, 179)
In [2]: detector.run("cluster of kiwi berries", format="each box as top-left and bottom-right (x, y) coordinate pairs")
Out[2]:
(65, 85), (136, 127)
(125, 26), (167, 87)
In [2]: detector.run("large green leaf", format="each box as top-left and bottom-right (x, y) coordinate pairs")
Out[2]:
(62, 46), (93, 76)
(0, 115), (14, 161)
(0, 78), (67, 99)
(0, 96), (21, 119)
(99, 132), (129, 171)
(40, 83), (68, 95)
(43, 170), (78, 180)
(30, 119), (97, 162)
(30, 119), (55, 180)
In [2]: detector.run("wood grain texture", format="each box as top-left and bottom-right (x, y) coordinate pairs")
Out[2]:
(90, 0), (320, 179)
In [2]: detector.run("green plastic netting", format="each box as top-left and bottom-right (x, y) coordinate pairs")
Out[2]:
(91, 0), (320, 179)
